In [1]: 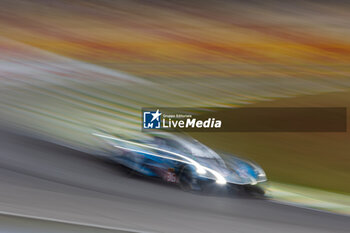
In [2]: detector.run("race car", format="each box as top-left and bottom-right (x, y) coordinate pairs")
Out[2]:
(93, 132), (267, 196)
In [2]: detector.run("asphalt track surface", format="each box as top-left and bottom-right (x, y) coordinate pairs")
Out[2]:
(0, 130), (349, 233)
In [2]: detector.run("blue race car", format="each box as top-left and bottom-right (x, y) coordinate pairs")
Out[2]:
(93, 132), (267, 196)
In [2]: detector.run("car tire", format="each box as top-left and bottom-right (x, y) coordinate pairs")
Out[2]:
(178, 165), (199, 192)
(243, 185), (266, 198)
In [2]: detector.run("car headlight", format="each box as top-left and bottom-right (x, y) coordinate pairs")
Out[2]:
(203, 167), (227, 185)
(195, 166), (206, 175)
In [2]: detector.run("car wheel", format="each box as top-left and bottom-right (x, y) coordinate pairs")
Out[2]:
(119, 164), (138, 177)
(243, 185), (266, 198)
(178, 165), (200, 192)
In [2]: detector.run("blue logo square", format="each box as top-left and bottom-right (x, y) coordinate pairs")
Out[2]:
(143, 109), (162, 129)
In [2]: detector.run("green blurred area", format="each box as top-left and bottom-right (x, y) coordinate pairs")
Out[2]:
(192, 91), (350, 194)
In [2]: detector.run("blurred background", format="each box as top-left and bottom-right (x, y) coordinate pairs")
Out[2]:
(0, 0), (350, 216)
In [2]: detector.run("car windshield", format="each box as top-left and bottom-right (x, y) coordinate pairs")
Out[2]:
(195, 157), (227, 169)
(154, 136), (227, 168)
